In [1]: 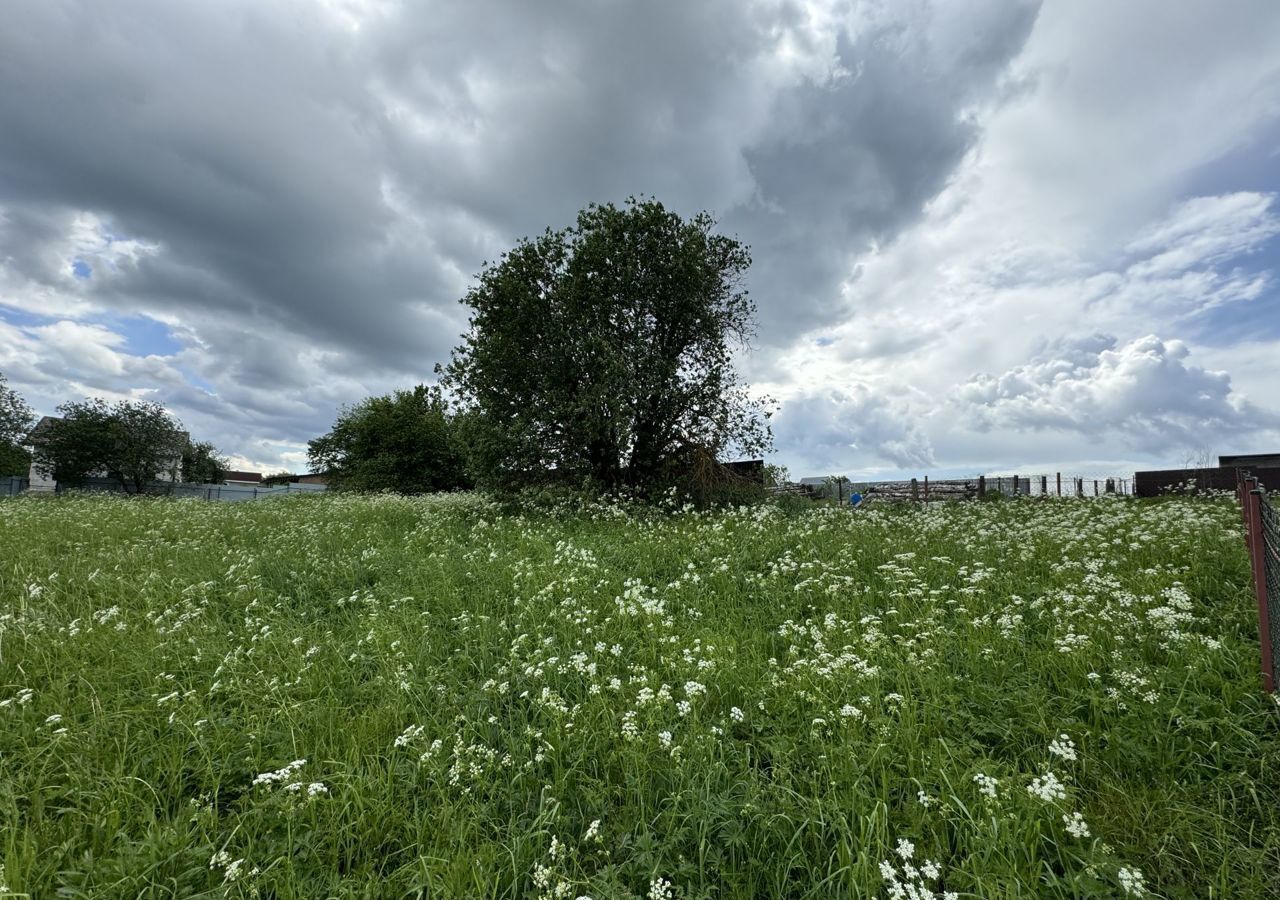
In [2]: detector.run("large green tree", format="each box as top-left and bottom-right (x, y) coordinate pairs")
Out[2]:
(33, 398), (188, 493)
(441, 197), (772, 491)
(0, 371), (35, 476)
(181, 440), (230, 484)
(307, 385), (469, 494)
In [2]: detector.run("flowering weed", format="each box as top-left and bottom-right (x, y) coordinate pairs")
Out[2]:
(0, 492), (1277, 897)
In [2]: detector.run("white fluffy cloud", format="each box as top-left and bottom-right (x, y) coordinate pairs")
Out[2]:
(954, 334), (1277, 453)
(772, 384), (936, 474)
(1, 0), (1279, 477)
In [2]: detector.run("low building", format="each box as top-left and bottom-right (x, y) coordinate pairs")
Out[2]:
(222, 470), (263, 487)
(1220, 453), (1280, 469)
(722, 459), (764, 484)
(262, 472), (329, 486)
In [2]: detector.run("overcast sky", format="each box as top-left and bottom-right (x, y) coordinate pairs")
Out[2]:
(2, 0), (1279, 479)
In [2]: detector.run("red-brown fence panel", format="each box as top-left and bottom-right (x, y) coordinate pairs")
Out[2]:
(1242, 476), (1277, 693)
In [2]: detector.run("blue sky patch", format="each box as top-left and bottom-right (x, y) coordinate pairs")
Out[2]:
(0, 306), (57, 329)
(104, 314), (185, 357)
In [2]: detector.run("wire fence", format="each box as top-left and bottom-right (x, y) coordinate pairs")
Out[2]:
(1240, 474), (1278, 693)
(0, 476), (326, 502)
(781, 473), (1134, 503)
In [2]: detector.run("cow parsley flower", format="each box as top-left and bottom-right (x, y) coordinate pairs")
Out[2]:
(648, 876), (675, 900)
(252, 759), (307, 787)
(1118, 865), (1146, 896)
(1063, 811), (1090, 838)
(1048, 734), (1077, 761)
(1028, 771), (1067, 802)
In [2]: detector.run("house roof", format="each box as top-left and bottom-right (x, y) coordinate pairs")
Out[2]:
(26, 415), (60, 443)
(223, 470), (262, 483)
(1219, 453), (1280, 466)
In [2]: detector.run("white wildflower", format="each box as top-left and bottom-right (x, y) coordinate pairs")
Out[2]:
(252, 758), (307, 787)
(1063, 811), (1090, 838)
(1118, 865), (1146, 896)
(1048, 733), (1077, 762)
(1028, 771), (1067, 802)
(648, 876), (675, 900)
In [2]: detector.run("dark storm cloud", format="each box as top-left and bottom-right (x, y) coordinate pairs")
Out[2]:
(0, 0), (1041, 464)
(731, 0), (1041, 339)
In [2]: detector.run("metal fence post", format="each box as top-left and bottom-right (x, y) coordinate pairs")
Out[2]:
(1244, 485), (1276, 693)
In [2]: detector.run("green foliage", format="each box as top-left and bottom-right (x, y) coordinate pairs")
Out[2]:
(0, 442), (29, 478)
(307, 385), (470, 494)
(0, 494), (1276, 898)
(442, 197), (773, 493)
(32, 398), (187, 492)
(181, 440), (230, 484)
(31, 398), (114, 487)
(771, 491), (815, 515)
(261, 471), (299, 486)
(763, 463), (790, 487)
(0, 370), (35, 476)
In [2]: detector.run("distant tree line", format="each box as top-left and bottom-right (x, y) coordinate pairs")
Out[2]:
(0, 372), (229, 493)
(0, 371), (33, 478)
(309, 197), (773, 500)
(4, 198), (774, 502)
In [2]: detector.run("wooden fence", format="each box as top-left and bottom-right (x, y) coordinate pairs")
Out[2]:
(1137, 465), (1280, 497)
(1239, 474), (1278, 693)
(1233, 476), (1274, 691)
(773, 473), (1133, 503)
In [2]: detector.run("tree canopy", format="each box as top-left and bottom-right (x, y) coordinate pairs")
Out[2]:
(181, 440), (230, 485)
(441, 197), (772, 492)
(32, 398), (188, 493)
(307, 385), (470, 494)
(0, 371), (35, 477)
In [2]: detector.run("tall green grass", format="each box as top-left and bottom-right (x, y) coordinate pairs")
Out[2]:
(0, 492), (1276, 899)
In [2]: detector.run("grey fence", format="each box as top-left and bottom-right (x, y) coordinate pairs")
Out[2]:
(1240, 475), (1278, 693)
(168, 482), (328, 502)
(0, 476), (326, 502)
(784, 473), (1131, 504)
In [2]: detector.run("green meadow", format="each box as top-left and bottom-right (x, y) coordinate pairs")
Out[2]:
(1, 492), (1277, 898)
